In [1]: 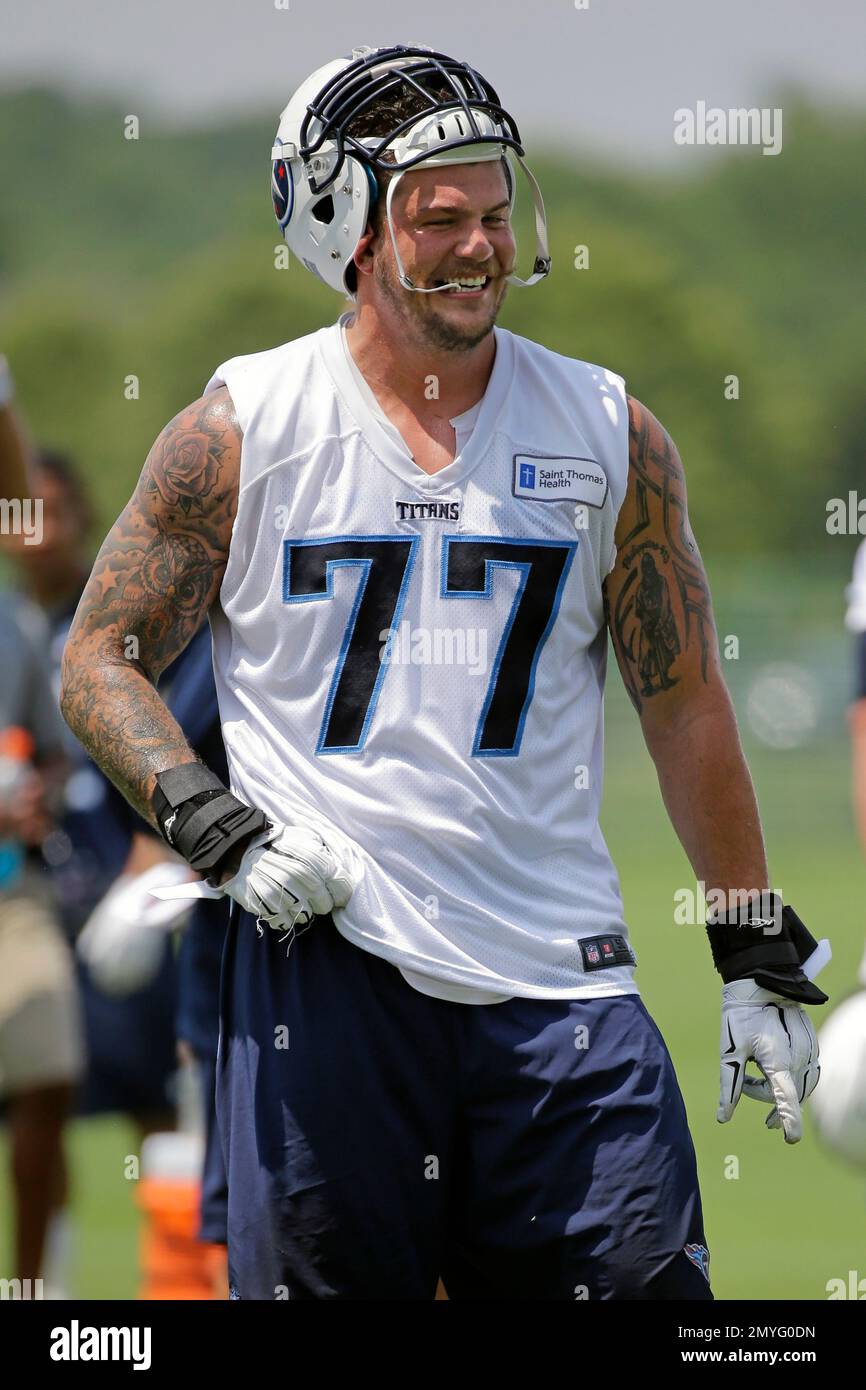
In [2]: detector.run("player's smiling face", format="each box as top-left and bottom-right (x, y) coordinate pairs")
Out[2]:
(368, 160), (516, 351)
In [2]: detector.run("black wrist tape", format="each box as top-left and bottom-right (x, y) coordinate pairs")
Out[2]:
(706, 895), (827, 1005)
(151, 763), (270, 880)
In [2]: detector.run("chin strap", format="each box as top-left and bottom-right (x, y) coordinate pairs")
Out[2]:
(384, 150), (551, 293)
(504, 153), (551, 287)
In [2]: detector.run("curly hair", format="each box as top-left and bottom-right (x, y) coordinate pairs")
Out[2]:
(345, 77), (453, 227)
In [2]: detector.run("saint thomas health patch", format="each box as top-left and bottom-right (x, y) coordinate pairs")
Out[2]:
(512, 455), (609, 508)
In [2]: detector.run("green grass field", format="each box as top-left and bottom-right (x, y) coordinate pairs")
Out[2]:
(0, 1115), (142, 1301)
(1, 565), (864, 1299)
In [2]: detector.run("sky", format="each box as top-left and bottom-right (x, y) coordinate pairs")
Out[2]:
(1, 0), (864, 164)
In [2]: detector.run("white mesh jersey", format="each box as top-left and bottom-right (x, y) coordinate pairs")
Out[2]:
(203, 313), (639, 1003)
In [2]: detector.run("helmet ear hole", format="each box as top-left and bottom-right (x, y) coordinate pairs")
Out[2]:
(311, 195), (335, 224)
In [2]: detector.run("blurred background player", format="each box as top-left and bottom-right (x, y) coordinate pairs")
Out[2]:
(2, 446), (181, 1137)
(0, 354), (83, 1293)
(0, 365), (184, 1291)
(1, 403), (231, 1294)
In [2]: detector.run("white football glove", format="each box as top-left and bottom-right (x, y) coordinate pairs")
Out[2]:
(77, 860), (196, 996)
(217, 823), (356, 936)
(718, 978), (820, 1144)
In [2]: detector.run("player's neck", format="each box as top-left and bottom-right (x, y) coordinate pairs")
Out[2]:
(343, 305), (495, 418)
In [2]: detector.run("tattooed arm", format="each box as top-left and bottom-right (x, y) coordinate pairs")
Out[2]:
(602, 396), (769, 895)
(59, 388), (240, 833)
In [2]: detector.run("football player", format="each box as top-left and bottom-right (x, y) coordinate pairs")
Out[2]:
(60, 44), (829, 1300)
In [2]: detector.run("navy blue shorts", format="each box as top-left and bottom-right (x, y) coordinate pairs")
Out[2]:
(196, 1049), (229, 1245)
(217, 905), (712, 1301)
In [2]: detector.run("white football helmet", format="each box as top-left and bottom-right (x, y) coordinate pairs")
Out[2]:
(271, 43), (551, 297)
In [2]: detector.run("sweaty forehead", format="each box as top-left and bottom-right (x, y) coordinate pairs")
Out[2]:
(397, 161), (510, 215)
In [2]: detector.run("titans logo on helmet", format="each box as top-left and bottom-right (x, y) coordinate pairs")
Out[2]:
(272, 159), (292, 228)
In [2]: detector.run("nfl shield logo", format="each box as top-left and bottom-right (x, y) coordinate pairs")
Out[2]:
(586, 944), (600, 964)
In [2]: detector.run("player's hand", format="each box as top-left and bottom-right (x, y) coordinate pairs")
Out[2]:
(218, 823), (356, 933)
(717, 978), (820, 1144)
(77, 860), (197, 995)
